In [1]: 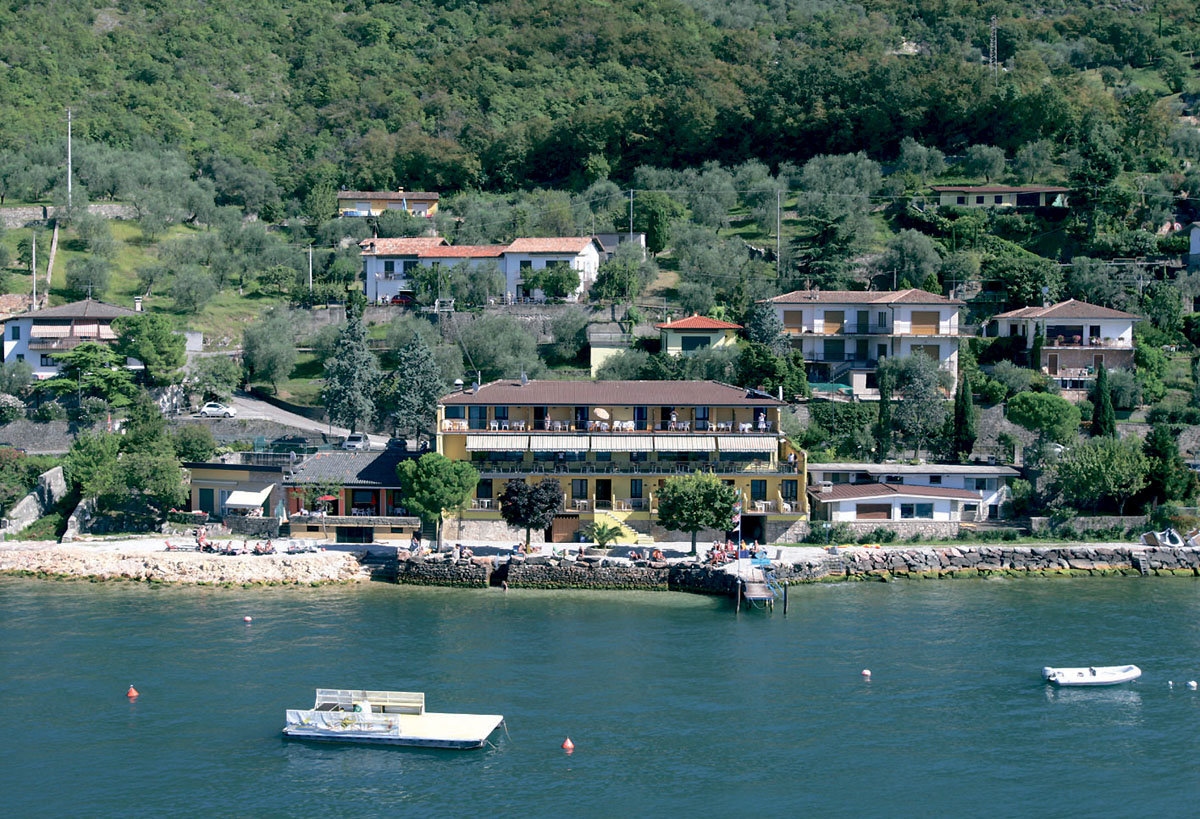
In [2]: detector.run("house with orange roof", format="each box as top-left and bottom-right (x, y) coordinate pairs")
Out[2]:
(337, 189), (439, 217)
(499, 237), (603, 301)
(656, 314), (742, 356)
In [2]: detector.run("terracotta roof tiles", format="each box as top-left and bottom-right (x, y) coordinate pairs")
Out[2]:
(655, 315), (743, 331)
(359, 237), (448, 255)
(991, 299), (1140, 321)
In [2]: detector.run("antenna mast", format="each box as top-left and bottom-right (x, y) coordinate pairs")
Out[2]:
(989, 16), (998, 77)
(66, 108), (72, 210)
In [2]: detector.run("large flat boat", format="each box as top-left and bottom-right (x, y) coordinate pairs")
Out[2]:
(282, 688), (503, 749)
(1042, 665), (1142, 687)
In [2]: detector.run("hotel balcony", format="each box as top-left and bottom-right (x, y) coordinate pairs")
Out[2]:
(442, 419), (776, 434)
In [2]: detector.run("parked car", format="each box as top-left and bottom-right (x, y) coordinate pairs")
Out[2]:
(342, 432), (370, 450)
(385, 437), (409, 451)
(389, 293), (416, 306)
(199, 402), (236, 418)
(270, 435), (313, 454)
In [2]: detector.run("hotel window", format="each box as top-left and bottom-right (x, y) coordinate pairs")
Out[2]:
(695, 406), (710, 430)
(572, 479), (588, 500)
(973, 478), (991, 492)
(494, 406), (508, 421)
(634, 406), (648, 431)
(445, 406), (465, 419)
(629, 451), (648, 462)
(468, 406), (487, 430)
(900, 503), (934, 519)
(750, 480), (767, 501)
(477, 479), (493, 499)
(594, 451), (611, 461)
(9, 325), (19, 340)
(630, 479), (643, 499)
(40, 354), (54, 366)
(929, 475), (942, 485)
(781, 480), (798, 502)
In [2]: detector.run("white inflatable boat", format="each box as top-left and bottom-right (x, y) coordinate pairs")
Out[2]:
(1042, 665), (1142, 686)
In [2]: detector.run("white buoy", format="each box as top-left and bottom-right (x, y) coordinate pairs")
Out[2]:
(861, 669), (871, 679)
(1188, 681), (1197, 690)
(1168, 681), (1174, 688)
(243, 616), (253, 623)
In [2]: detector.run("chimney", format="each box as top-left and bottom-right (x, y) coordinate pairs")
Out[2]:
(819, 481), (833, 494)
(134, 296), (143, 312)
(520, 371), (528, 386)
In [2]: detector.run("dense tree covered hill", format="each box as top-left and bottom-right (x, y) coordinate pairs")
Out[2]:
(0, 0), (1196, 199)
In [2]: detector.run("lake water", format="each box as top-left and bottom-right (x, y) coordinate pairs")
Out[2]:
(4, 576), (1200, 816)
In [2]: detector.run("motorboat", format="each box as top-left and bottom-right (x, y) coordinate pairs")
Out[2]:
(1140, 529), (1185, 548)
(283, 688), (503, 749)
(1041, 665), (1142, 687)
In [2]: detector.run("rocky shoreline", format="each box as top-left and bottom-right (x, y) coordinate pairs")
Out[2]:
(5, 542), (1200, 590)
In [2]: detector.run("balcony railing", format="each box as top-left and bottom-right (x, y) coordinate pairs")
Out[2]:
(443, 419), (775, 433)
(1044, 338), (1132, 348)
(476, 460), (791, 475)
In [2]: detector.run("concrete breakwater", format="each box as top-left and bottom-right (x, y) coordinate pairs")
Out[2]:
(0, 546), (368, 584)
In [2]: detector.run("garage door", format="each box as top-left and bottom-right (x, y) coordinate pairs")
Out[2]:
(855, 504), (891, 520)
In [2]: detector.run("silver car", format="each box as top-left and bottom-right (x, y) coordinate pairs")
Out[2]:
(342, 432), (370, 450)
(199, 402), (236, 418)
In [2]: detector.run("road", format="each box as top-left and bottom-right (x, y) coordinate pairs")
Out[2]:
(211, 392), (390, 446)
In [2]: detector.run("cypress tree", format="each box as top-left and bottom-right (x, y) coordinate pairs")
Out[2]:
(1029, 330), (1044, 371)
(874, 366), (894, 462)
(1091, 362), (1116, 437)
(953, 374), (977, 459)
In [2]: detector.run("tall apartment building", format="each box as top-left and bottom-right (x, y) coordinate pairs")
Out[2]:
(436, 380), (807, 544)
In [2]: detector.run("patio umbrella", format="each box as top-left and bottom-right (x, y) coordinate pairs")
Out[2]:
(593, 407), (610, 420)
(317, 494), (337, 501)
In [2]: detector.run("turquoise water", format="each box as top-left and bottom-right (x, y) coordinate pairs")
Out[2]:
(4, 577), (1200, 815)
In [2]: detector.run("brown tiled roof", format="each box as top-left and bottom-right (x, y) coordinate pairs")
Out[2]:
(18, 299), (137, 320)
(418, 245), (506, 259)
(655, 315), (742, 331)
(338, 190), (440, 201)
(505, 237), (598, 254)
(991, 299), (1140, 321)
(807, 482), (982, 502)
(930, 185), (1070, 194)
(765, 288), (962, 306)
(359, 237), (449, 255)
(441, 380), (784, 407)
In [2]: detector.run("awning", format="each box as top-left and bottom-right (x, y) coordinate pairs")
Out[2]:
(716, 436), (778, 453)
(654, 435), (716, 452)
(72, 323), (101, 338)
(30, 324), (71, 338)
(223, 485), (274, 508)
(529, 435), (590, 451)
(466, 434), (528, 451)
(590, 435), (654, 452)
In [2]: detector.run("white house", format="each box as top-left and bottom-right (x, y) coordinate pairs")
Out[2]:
(807, 482), (983, 522)
(989, 299), (1139, 398)
(1, 299), (139, 379)
(361, 236), (603, 303)
(499, 237), (603, 301)
(930, 185), (1069, 209)
(807, 463), (1019, 520)
(764, 289), (964, 399)
(592, 232), (647, 261)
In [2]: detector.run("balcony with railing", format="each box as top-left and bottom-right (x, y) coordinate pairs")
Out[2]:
(442, 416), (777, 434)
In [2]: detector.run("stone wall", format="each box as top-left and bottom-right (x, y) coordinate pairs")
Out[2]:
(395, 555), (491, 586)
(1029, 516), (1147, 534)
(830, 545), (1200, 578)
(445, 517), (545, 544)
(4, 466), (68, 535)
(226, 516), (280, 538)
(61, 497), (95, 542)
(0, 203), (137, 229)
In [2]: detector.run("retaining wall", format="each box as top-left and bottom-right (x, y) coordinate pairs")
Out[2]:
(3, 466), (68, 535)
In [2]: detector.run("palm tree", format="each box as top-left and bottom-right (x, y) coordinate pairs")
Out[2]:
(581, 521), (624, 548)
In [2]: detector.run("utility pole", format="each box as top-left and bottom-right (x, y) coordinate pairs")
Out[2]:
(629, 189), (634, 244)
(776, 189), (782, 278)
(989, 16), (998, 78)
(31, 231), (36, 306)
(307, 245), (313, 293)
(66, 108), (72, 211)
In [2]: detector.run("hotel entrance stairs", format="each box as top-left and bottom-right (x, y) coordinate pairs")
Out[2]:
(597, 510), (655, 546)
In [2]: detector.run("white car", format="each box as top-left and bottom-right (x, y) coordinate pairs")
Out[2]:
(342, 432), (370, 450)
(199, 402), (236, 418)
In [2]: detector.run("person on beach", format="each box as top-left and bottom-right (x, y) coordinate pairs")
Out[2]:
(410, 533), (420, 553)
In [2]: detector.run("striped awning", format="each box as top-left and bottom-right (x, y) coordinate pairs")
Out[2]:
(653, 435), (716, 452)
(589, 435), (654, 452)
(31, 324), (71, 338)
(716, 436), (778, 453)
(529, 435), (590, 451)
(466, 434), (528, 451)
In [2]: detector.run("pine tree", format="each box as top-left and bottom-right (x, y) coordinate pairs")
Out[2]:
(386, 335), (443, 441)
(323, 301), (381, 433)
(873, 365), (893, 462)
(952, 374), (977, 459)
(746, 303), (789, 356)
(1091, 362), (1116, 437)
(1144, 423), (1197, 505)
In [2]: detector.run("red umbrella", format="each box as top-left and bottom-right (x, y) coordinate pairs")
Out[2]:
(317, 494), (337, 502)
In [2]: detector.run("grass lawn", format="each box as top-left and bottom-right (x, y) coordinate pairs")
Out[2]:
(249, 352), (324, 405)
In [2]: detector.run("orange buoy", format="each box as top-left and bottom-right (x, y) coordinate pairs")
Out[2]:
(562, 737), (574, 752)
(126, 685), (139, 698)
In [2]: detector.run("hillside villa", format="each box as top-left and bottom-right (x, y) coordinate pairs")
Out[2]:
(988, 299), (1139, 399)
(360, 236), (603, 303)
(656, 315), (742, 356)
(764, 289), (963, 400)
(338, 189), (440, 217)
(930, 184), (1070, 208)
(806, 462), (1018, 521)
(1, 298), (140, 379)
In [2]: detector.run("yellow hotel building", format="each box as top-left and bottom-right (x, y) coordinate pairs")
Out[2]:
(437, 380), (807, 544)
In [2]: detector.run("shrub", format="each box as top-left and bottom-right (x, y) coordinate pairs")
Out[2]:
(857, 526), (898, 544)
(71, 397), (110, 426)
(30, 401), (67, 422)
(802, 522), (853, 544)
(0, 393), (24, 424)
